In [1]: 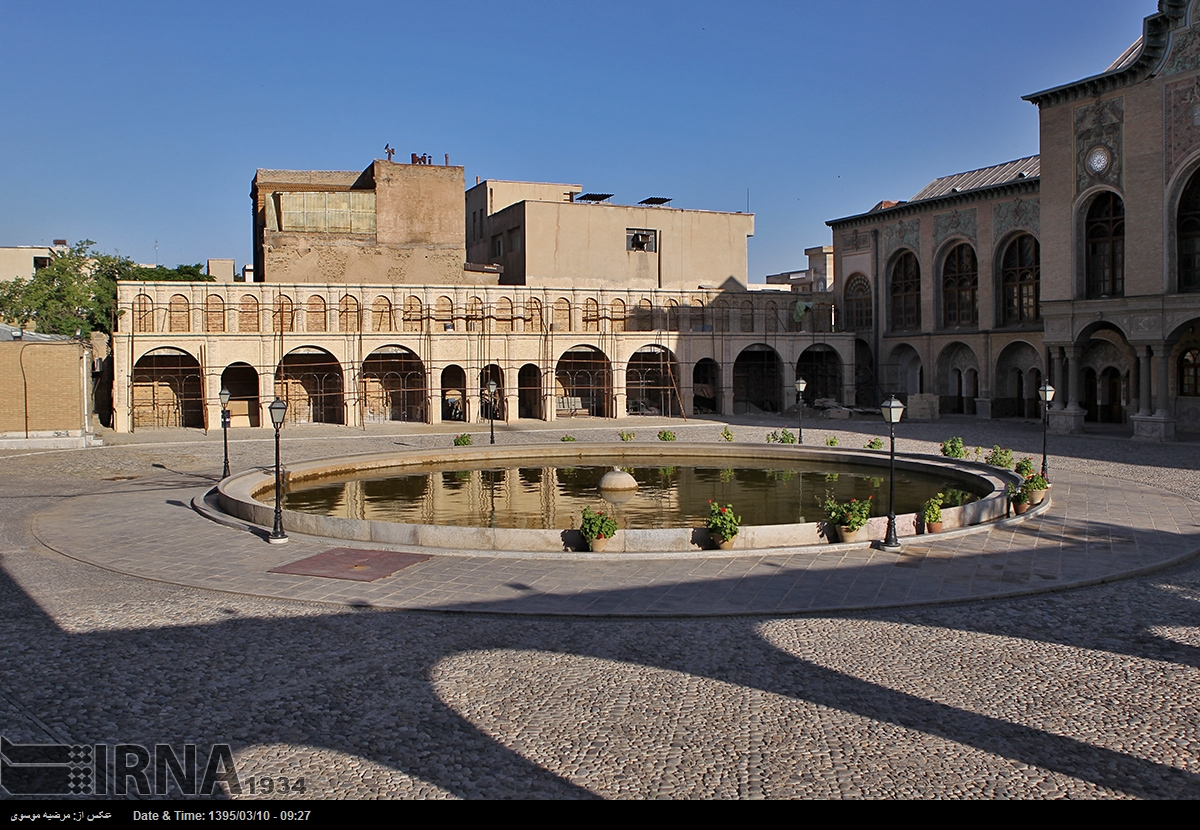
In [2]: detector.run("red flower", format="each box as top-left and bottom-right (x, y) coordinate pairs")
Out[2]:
(720, 507), (727, 514)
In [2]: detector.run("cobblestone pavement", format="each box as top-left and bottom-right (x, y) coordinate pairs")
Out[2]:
(1, 415), (1198, 798)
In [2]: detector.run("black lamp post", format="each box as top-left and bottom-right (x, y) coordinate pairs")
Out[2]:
(219, 386), (231, 479)
(794, 377), (807, 444)
(1038, 381), (1055, 481)
(880, 395), (906, 551)
(487, 379), (498, 445)
(268, 398), (289, 545)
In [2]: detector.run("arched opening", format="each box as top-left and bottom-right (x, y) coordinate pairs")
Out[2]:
(441, 365), (467, 421)
(276, 348), (344, 424)
(1086, 191), (1125, 298)
(132, 348), (203, 429)
(796, 345), (843, 404)
(1000, 234), (1040, 325)
(133, 294), (154, 333)
(888, 344), (923, 398)
(362, 347), (425, 423)
(693, 358), (720, 414)
(518, 363), (543, 419)
(306, 296), (327, 332)
(935, 342), (979, 415)
(844, 274), (872, 332)
(168, 295), (190, 333)
(609, 299), (626, 332)
(403, 296), (423, 332)
(890, 251), (921, 331)
(941, 244), (978, 328)
(238, 295), (259, 333)
(371, 297), (393, 332)
(526, 297), (543, 332)
(555, 346), (612, 417)
(994, 341), (1043, 418)
(220, 362), (260, 428)
(205, 295), (225, 333)
(495, 297), (514, 333)
(339, 295), (360, 332)
(626, 346), (682, 417)
(553, 298), (571, 332)
(1180, 170), (1200, 293)
(733, 345), (782, 415)
(480, 364), (504, 421)
(855, 339), (877, 407)
(273, 295), (294, 332)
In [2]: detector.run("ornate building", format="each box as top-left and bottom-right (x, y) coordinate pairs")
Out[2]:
(827, 0), (1200, 440)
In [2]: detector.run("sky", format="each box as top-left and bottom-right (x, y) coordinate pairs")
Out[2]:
(0, 0), (1158, 280)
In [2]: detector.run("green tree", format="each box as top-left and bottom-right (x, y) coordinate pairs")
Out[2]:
(0, 241), (211, 337)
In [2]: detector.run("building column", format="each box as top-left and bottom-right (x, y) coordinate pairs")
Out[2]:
(1155, 349), (1171, 417)
(426, 368), (441, 424)
(1051, 348), (1066, 410)
(1137, 346), (1152, 417)
(612, 362), (627, 420)
(1132, 344), (1176, 441)
(1049, 346), (1085, 434)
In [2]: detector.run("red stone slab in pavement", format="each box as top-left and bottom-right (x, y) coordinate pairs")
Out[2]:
(269, 548), (432, 582)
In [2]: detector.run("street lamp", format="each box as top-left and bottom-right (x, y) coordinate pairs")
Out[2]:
(1038, 381), (1055, 481)
(794, 377), (807, 444)
(268, 398), (289, 545)
(219, 387), (231, 479)
(880, 395), (906, 551)
(486, 379), (498, 445)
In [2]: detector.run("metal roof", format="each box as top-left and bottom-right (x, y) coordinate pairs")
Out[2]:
(910, 156), (1040, 202)
(0, 323), (74, 342)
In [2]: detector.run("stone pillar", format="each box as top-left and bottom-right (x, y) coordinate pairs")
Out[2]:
(1049, 346), (1085, 433)
(1051, 348), (1066, 410)
(784, 360), (798, 410)
(427, 369), (441, 424)
(1137, 347), (1152, 417)
(612, 362), (627, 420)
(1155, 350), (1171, 417)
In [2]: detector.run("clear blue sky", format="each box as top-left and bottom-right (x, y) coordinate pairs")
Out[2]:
(0, 0), (1156, 279)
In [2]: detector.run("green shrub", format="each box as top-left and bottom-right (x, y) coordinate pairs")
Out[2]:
(820, 491), (873, 531)
(778, 428), (796, 444)
(1023, 473), (1049, 491)
(720, 425), (734, 443)
(453, 433), (472, 446)
(864, 437), (884, 450)
(618, 430), (635, 442)
(825, 435), (839, 447)
(580, 507), (618, 542)
(560, 434), (577, 442)
(1014, 457), (1035, 476)
(940, 436), (966, 458)
(657, 430), (677, 441)
(943, 488), (972, 507)
(984, 445), (1014, 469)
(706, 501), (742, 541)
(922, 493), (944, 525)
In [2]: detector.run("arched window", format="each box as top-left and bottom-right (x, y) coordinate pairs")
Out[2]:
(554, 298), (571, 332)
(134, 294), (154, 333)
(1182, 349), (1200, 396)
(1086, 192), (1125, 298)
(713, 300), (730, 333)
(495, 297), (514, 333)
(636, 298), (653, 331)
(583, 298), (600, 332)
(1001, 234), (1040, 325)
(339, 296), (360, 332)
(168, 295), (190, 333)
(690, 298), (707, 332)
(273, 295), (294, 333)
(306, 296), (327, 332)
(740, 300), (755, 333)
(371, 296), (393, 332)
(526, 297), (543, 332)
(666, 299), (680, 331)
(844, 274), (872, 332)
(239, 295), (259, 333)
(204, 295), (225, 333)
(765, 300), (780, 334)
(890, 251), (921, 331)
(610, 299), (626, 332)
(1179, 172), (1200, 293)
(467, 296), (484, 332)
(941, 244), (978, 328)
(403, 296), (423, 332)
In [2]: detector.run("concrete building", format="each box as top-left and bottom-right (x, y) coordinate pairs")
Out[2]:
(0, 324), (97, 448)
(111, 159), (843, 433)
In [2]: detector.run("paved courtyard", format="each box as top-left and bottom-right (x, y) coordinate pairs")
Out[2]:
(1, 414), (1198, 798)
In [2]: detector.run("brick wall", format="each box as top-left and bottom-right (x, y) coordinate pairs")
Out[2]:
(0, 341), (88, 436)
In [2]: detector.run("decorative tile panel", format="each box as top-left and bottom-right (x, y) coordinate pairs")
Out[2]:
(933, 208), (977, 250)
(1165, 73), (1200, 182)
(882, 219), (920, 260)
(1164, 27), (1200, 76)
(1074, 97), (1124, 196)
(840, 229), (872, 252)
(993, 198), (1041, 238)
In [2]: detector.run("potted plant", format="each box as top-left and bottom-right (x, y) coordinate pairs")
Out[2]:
(580, 506), (618, 552)
(1014, 457), (1035, 477)
(820, 491), (873, 543)
(1008, 482), (1031, 515)
(1023, 473), (1049, 505)
(706, 500), (741, 550)
(922, 493), (944, 533)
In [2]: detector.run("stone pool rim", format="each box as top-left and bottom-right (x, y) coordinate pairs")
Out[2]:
(215, 444), (1029, 556)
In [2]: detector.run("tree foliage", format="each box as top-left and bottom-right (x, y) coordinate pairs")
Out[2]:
(0, 240), (211, 336)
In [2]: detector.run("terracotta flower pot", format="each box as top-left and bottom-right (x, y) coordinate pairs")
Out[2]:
(716, 536), (735, 551)
(838, 525), (866, 543)
(1027, 489), (1047, 506)
(1013, 502), (1030, 515)
(589, 536), (609, 552)
(926, 521), (943, 533)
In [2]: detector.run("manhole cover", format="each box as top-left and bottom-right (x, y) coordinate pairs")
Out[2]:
(269, 548), (431, 582)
